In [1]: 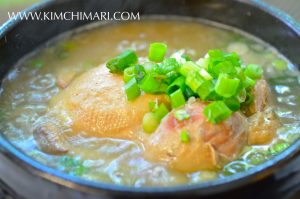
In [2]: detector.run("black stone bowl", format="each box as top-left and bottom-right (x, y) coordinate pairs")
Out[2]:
(0, 0), (300, 198)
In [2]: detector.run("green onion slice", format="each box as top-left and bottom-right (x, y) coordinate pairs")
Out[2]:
(106, 49), (138, 73)
(139, 74), (161, 93)
(215, 74), (240, 98)
(148, 42), (168, 62)
(169, 89), (186, 109)
(203, 101), (232, 123)
(123, 66), (135, 83)
(124, 78), (141, 101)
(179, 61), (200, 77)
(143, 112), (160, 133)
(175, 109), (190, 121)
(180, 129), (190, 143)
(244, 64), (263, 79)
(154, 103), (169, 120)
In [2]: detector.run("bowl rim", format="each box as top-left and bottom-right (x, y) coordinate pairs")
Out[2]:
(0, 0), (300, 195)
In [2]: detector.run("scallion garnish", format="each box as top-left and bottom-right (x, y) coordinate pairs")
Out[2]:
(143, 102), (169, 133)
(179, 61), (199, 77)
(170, 89), (186, 109)
(106, 49), (138, 73)
(197, 80), (214, 100)
(31, 60), (44, 68)
(106, 42), (264, 124)
(123, 66), (135, 83)
(124, 78), (140, 101)
(166, 76), (186, 96)
(175, 109), (190, 121)
(154, 103), (169, 120)
(149, 101), (157, 112)
(185, 72), (205, 93)
(139, 74), (161, 93)
(224, 97), (241, 111)
(244, 64), (263, 79)
(203, 101), (232, 123)
(148, 42), (167, 62)
(215, 74), (240, 98)
(243, 76), (256, 89)
(181, 54), (192, 61)
(272, 59), (287, 70)
(199, 68), (213, 80)
(180, 129), (190, 143)
(142, 112), (160, 133)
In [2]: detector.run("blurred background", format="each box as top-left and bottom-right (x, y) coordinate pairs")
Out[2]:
(0, 0), (300, 25)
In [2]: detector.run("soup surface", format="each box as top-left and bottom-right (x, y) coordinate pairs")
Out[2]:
(0, 19), (299, 186)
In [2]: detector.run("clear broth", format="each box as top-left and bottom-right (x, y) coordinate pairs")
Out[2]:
(0, 19), (299, 186)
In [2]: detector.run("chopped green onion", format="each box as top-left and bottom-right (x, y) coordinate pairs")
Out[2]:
(106, 49), (138, 73)
(211, 61), (236, 77)
(199, 68), (213, 80)
(224, 97), (240, 111)
(196, 58), (209, 69)
(169, 89), (186, 109)
(236, 88), (247, 103)
(246, 150), (267, 165)
(73, 165), (86, 176)
(185, 72), (204, 93)
(139, 74), (161, 93)
(106, 45), (263, 125)
(153, 58), (180, 84)
(181, 54), (192, 61)
(243, 76), (256, 89)
(272, 59), (287, 71)
(157, 83), (168, 93)
(55, 42), (75, 60)
(148, 101), (157, 112)
(142, 112), (160, 133)
(148, 42), (168, 62)
(206, 91), (223, 101)
(153, 59), (174, 75)
(175, 109), (190, 121)
(208, 49), (224, 60)
(197, 80), (214, 100)
(179, 61), (199, 77)
(183, 87), (196, 98)
(160, 58), (180, 73)
(154, 103), (169, 120)
(215, 74), (240, 98)
(170, 50), (186, 64)
(268, 142), (289, 155)
(62, 41), (76, 51)
(163, 71), (180, 85)
(124, 78), (141, 101)
(224, 52), (240, 66)
(203, 101), (232, 123)
(133, 64), (147, 83)
(242, 92), (254, 106)
(167, 76), (186, 95)
(123, 66), (135, 83)
(60, 156), (81, 167)
(180, 129), (190, 143)
(31, 60), (44, 68)
(143, 62), (157, 73)
(244, 64), (263, 79)
(223, 161), (247, 176)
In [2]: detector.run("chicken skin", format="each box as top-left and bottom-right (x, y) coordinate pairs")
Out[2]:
(144, 99), (248, 172)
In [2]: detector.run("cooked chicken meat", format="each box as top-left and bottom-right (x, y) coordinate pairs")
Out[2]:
(144, 99), (248, 172)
